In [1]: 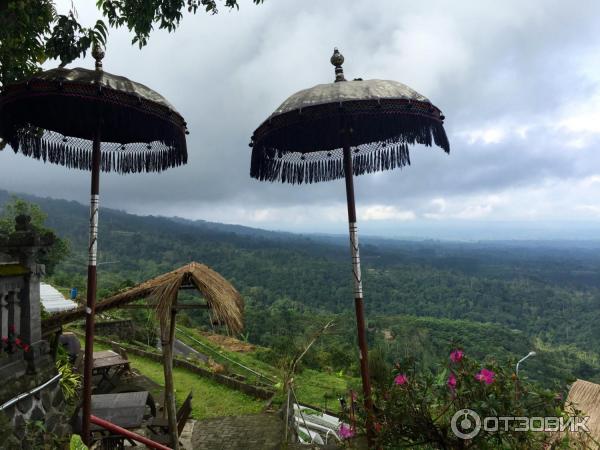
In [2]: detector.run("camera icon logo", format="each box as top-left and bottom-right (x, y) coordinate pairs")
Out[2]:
(451, 409), (481, 439)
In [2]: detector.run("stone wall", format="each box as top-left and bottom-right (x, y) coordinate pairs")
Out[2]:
(94, 319), (134, 341)
(0, 359), (72, 449)
(0, 217), (71, 449)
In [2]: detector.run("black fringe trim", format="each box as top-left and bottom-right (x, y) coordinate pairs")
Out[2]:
(251, 142), (411, 185)
(10, 131), (187, 174)
(250, 118), (448, 184)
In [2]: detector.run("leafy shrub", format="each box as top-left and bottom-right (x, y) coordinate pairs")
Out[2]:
(56, 345), (82, 402)
(348, 350), (580, 449)
(23, 420), (70, 450)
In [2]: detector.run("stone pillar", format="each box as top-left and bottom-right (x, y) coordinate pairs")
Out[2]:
(0, 290), (7, 338)
(8, 289), (21, 336)
(20, 273), (41, 345)
(0, 215), (54, 371)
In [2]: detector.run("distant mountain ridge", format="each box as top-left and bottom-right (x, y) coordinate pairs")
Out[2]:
(2, 188), (600, 385)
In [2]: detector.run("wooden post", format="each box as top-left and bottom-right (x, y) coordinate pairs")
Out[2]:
(161, 297), (179, 449)
(343, 142), (375, 447)
(82, 129), (101, 445)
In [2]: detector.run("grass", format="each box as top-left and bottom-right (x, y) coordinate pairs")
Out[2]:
(176, 326), (357, 413)
(88, 340), (265, 420)
(82, 326), (357, 416)
(294, 369), (353, 410)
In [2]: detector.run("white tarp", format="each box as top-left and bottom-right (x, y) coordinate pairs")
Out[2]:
(40, 283), (77, 313)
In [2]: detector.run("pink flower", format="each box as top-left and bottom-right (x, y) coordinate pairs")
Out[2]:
(447, 372), (457, 390)
(14, 338), (21, 346)
(475, 368), (495, 385)
(450, 349), (464, 363)
(374, 422), (383, 433)
(339, 423), (355, 439)
(1, 336), (7, 343)
(23, 344), (31, 352)
(394, 374), (408, 386)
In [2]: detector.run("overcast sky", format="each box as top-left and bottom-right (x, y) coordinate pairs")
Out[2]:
(2, 0), (600, 238)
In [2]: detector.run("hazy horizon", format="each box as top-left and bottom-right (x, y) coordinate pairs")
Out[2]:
(3, 188), (600, 242)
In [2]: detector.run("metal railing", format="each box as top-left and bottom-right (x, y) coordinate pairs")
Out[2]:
(90, 414), (172, 450)
(0, 373), (62, 411)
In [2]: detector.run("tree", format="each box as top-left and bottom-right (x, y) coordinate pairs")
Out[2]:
(0, 196), (70, 275)
(0, 0), (265, 89)
(0, 0), (55, 86)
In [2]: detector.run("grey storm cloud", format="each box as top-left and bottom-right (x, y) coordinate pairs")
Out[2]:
(2, 0), (600, 232)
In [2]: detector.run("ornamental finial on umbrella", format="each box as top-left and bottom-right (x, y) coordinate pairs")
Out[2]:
(331, 48), (346, 82)
(92, 42), (105, 72)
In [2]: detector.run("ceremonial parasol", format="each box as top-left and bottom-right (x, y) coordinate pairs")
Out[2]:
(249, 48), (449, 443)
(0, 45), (188, 444)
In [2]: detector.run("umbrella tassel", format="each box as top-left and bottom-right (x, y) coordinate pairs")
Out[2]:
(40, 139), (47, 162)
(34, 137), (41, 160)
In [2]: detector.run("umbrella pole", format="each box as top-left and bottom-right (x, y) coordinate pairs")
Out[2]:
(162, 298), (180, 450)
(82, 130), (101, 445)
(343, 144), (375, 446)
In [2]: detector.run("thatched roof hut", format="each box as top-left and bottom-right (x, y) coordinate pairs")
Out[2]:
(564, 379), (600, 445)
(42, 261), (243, 334)
(43, 262), (243, 449)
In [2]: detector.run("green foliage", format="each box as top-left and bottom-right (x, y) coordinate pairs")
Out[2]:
(22, 419), (70, 449)
(125, 307), (158, 346)
(97, 0), (265, 47)
(0, 196), (69, 275)
(3, 191), (599, 389)
(176, 325), (355, 410)
(0, 0), (265, 92)
(56, 345), (82, 402)
(369, 346), (392, 393)
(4, 192), (598, 385)
(0, 411), (14, 444)
(45, 14), (107, 67)
(69, 434), (88, 450)
(0, 0), (55, 89)
(88, 339), (264, 418)
(177, 312), (192, 327)
(352, 351), (575, 449)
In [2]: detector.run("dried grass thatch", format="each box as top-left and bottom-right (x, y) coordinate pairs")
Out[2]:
(151, 262), (243, 338)
(42, 261), (243, 334)
(564, 379), (600, 446)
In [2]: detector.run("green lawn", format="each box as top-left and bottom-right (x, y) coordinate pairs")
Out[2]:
(294, 369), (352, 410)
(176, 326), (356, 412)
(89, 340), (265, 419)
(85, 328), (356, 416)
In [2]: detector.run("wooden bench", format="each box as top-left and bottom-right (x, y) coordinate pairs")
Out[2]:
(147, 391), (193, 445)
(109, 342), (132, 377)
